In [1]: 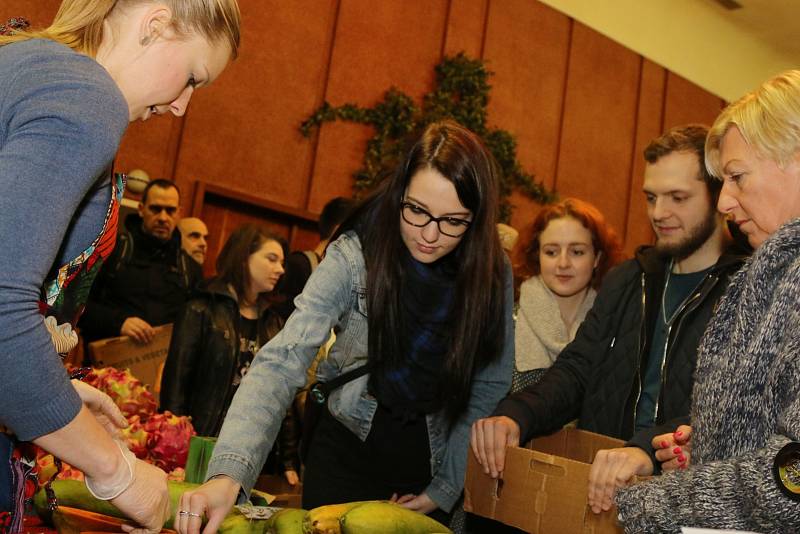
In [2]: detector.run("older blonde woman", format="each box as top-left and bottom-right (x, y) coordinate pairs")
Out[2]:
(594, 70), (800, 533)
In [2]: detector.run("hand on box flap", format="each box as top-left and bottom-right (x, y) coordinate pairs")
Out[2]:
(470, 415), (520, 478)
(588, 447), (653, 514)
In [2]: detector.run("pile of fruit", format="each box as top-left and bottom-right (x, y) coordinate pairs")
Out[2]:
(36, 365), (195, 485)
(34, 481), (453, 534)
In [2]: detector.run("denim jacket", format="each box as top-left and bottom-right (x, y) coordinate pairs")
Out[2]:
(207, 231), (514, 511)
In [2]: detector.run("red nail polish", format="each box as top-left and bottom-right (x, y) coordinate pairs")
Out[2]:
(673, 447), (682, 454)
(675, 431), (683, 438)
(678, 454), (686, 462)
(661, 440), (669, 448)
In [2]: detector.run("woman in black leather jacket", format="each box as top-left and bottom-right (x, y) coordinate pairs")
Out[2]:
(160, 224), (300, 484)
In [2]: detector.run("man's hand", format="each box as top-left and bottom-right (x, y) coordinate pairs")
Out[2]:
(588, 447), (654, 514)
(470, 416), (521, 478)
(121, 317), (156, 344)
(652, 425), (692, 471)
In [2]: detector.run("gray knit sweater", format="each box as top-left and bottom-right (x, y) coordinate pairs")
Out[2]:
(616, 218), (800, 532)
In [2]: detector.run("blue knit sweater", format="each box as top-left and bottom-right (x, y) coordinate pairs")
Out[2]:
(0, 39), (128, 440)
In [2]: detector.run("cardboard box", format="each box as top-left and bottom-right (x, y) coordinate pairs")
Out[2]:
(464, 427), (625, 533)
(88, 323), (173, 402)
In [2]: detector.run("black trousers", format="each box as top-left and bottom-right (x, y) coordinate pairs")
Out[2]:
(302, 402), (451, 525)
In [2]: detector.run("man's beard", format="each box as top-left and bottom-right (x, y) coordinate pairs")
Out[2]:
(655, 209), (718, 261)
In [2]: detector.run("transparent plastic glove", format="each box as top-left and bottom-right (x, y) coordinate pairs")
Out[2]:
(115, 453), (171, 533)
(72, 380), (128, 438)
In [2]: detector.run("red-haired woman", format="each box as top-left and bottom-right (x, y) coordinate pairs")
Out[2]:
(512, 198), (623, 391)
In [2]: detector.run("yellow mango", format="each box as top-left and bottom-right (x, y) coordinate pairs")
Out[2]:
(339, 502), (452, 534)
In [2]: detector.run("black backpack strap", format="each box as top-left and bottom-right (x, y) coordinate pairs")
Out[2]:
(309, 363), (370, 404)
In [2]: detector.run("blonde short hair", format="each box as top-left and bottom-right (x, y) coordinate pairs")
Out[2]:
(706, 69), (800, 178)
(0, 0), (240, 58)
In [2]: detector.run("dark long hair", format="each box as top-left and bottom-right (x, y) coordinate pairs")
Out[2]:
(347, 120), (507, 424)
(215, 223), (287, 306)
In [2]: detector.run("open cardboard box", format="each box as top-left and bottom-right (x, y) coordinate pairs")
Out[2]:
(464, 427), (626, 533)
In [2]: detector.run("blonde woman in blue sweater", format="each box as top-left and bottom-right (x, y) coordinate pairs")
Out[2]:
(0, 2), (239, 532)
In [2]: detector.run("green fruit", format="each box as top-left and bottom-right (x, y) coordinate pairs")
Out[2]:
(33, 479), (274, 533)
(340, 502), (452, 534)
(219, 508), (270, 534)
(302, 501), (375, 534)
(265, 508), (307, 533)
(33, 479), (198, 529)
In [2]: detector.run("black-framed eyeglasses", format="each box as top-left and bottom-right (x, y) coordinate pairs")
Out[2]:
(400, 201), (471, 237)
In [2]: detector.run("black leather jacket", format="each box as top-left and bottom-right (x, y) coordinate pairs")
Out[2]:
(159, 279), (299, 471)
(497, 242), (748, 442)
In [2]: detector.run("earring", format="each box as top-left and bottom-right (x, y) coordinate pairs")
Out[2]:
(140, 35), (150, 46)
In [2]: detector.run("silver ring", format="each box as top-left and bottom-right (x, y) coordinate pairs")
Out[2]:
(187, 512), (201, 518)
(178, 510), (189, 516)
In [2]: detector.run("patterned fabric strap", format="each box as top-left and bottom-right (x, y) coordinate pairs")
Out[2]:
(0, 17), (30, 36)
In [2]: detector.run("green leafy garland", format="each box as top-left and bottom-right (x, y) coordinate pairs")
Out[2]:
(300, 53), (555, 221)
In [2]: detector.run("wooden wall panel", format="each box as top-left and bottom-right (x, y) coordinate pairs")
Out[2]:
(442, 0), (488, 58)
(172, 0), (339, 215)
(623, 59), (666, 255)
(483, 0), (571, 232)
(5, 0), (733, 260)
(555, 22), (641, 238)
(307, 0), (449, 213)
(1, 1), (58, 26)
(662, 72), (726, 130)
(116, 116), (184, 191)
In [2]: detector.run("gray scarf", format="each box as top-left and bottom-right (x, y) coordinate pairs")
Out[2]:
(514, 275), (596, 372)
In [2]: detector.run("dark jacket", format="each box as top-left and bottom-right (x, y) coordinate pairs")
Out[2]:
(79, 214), (202, 342)
(496, 242), (748, 443)
(159, 280), (299, 471)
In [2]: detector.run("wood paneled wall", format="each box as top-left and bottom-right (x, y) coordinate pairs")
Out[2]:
(4, 0), (725, 269)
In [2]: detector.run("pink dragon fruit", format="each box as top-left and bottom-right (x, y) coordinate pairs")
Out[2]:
(90, 367), (157, 420)
(143, 411), (196, 472)
(120, 415), (150, 460)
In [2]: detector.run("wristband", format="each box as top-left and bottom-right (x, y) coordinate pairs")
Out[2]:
(85, 440), (136, 500)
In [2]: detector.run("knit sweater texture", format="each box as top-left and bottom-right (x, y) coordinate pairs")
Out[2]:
(0, 39), (128, 439)
(616, 218), (800, 533)
(514, 275), (596, 371)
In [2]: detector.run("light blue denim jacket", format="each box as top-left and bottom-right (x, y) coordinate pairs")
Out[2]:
(207, 231), (514, 511)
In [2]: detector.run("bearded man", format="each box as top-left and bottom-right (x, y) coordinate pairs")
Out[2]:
(471, 125), (750, 480)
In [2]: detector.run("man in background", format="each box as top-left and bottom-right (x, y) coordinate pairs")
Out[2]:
(80, 179), (202, 344)
(178, 217), (209, 265)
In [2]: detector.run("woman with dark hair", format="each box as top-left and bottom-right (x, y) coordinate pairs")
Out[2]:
(512, 198), (622, 391)
(160, 224), (299, 484)
(175, 120), (514, 533)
